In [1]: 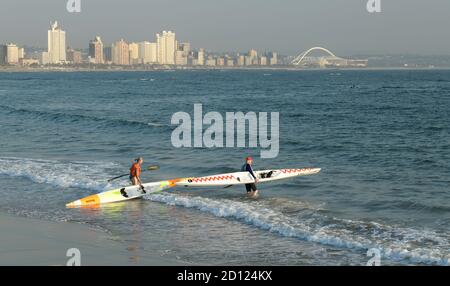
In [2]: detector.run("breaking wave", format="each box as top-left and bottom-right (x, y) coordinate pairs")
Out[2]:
(145, 193), (450, 266)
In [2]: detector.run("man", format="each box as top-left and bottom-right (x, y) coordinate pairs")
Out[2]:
(242, 156), (259, 198)
(130, 157), (144, 187)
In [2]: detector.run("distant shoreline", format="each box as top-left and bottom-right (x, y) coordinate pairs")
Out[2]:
(1, 66), (450, 73)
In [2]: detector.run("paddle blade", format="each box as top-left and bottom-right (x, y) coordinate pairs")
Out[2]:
(147, 165), (160, 171)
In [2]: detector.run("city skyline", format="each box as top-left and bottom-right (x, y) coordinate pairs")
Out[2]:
(1, 0), (450, 56)
(0, 21), (285, 68)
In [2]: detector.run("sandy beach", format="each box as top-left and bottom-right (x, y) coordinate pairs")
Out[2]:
(0, 213), (182, 266)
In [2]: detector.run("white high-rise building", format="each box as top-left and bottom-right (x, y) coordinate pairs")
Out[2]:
(48, 21), (66, 64)
(156, 31), (176, 65)
(196, 48), (205, 66)
(18, 48), (25, 59)
(139, 41), (157, 64)
(129, 42), (139, 64)
(6, 43), (19, 64)
(112, 39), (130, 66)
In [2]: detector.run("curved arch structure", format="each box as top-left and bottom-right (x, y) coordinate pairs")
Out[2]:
(291, 47), (339, 66)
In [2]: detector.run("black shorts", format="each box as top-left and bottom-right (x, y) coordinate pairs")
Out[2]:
(245, 183), (257, 193)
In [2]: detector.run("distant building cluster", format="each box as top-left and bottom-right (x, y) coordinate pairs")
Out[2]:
(1, 20), (371, 69)
(0, 21), (279, 68)
(0, 43), (29, 66)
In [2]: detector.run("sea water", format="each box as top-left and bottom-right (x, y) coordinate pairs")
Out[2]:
(0, 70), (449, 265)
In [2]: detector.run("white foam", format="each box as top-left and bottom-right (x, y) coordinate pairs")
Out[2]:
(146, 193), (450, 266)
(0, 157), (448, 265)
(0, 157), (118, 192)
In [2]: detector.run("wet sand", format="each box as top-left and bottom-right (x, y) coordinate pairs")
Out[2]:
(0, 213), (182, 266)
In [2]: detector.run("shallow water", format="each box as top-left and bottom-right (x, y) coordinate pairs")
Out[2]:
(0, 70), (449, 265)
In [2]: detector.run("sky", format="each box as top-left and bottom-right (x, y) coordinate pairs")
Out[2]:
(0, 0), (449, 56)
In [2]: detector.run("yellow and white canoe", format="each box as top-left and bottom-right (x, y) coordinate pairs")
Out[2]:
(66, 179), (181, 208)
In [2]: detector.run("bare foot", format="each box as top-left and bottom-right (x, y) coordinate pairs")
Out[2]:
(248, 190), (259, 199)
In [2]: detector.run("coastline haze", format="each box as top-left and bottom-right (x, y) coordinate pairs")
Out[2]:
(0, 0), (449, 55)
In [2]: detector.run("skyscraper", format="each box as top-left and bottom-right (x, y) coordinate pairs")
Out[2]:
(18, 48), (25, 60)
(89, 36), (104, 64)
(195, 48), (205, 66)
(103, 47), (112, 63)
(259, 56), (267, 66)
(6, 43), (19, 64)
(129, 42), (139, 64)
(175, 42), (190, 65)
(247, 49), (258, 65)
(112, 39), (130, 66)
(237, 55), (245, 66)
(48, 21), (66, 64)
(138, 42), (157, 64)
(156, 31), (176, 65)
(179, 42), (191, 56)
(269, 52), (278, 65)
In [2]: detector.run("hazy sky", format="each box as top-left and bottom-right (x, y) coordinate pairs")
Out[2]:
(1, 0), (449, 55)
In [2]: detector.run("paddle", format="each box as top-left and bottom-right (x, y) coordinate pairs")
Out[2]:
(107, 165), (160, 182)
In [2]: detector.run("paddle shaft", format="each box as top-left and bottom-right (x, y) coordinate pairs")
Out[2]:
(107, 166), (159, 182)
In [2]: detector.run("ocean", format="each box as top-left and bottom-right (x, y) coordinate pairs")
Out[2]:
(0, 69), (449, 265)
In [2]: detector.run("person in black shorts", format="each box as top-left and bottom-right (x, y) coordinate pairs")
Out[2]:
(241, 156), (259, 198)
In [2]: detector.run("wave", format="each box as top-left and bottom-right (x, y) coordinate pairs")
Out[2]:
(0, 105), (172, 130)
(0, 156), (448, 266)
(145, 193), (450, 266)
(0, 157), (117, 192)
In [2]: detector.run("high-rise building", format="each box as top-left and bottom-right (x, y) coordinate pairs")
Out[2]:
(175, 42), (190, 65)
(244, 56), (253, 66)
(216, 57), (225, 66)
(179, 42), (191, 56)
(112, 39), (130, 65)
(246, 49), (259, 66)
(39, 52), (50, 65)
(269, 52), (278, 65)
(206, 56), (216, 66)
(259, 56), (267, 66)
(138, 41), (157, 64)
(103, 46), (112, 63)
(89, 36), (104, 64)
(0, 45), (6, 65)
(18, 48), (25, 59)
(6, 43), (19, 64)
(48, 21), (66, 64)
(129, 42), (139, 64)
(248, 49), (258, 59)
(195, 48), (205, 66)
(156, 31), (176, 65)
(237, 55), (245, 66)
(175, 50), (188, 65)
(225, 56), (234, 67)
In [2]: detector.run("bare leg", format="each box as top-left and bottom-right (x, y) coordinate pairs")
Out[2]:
(131, 177), (139, 186)
(249, 190), (259, 199)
